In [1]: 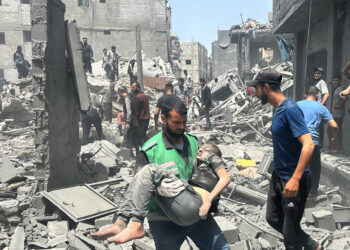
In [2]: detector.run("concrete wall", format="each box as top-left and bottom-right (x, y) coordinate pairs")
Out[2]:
(179, 42), (208, 83)
(0, 0), (31, 81)
(62, 0), (170, 62)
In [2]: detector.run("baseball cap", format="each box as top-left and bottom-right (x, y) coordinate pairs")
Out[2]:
(247, 68), (282, 87)
(313, 67), (324, 73)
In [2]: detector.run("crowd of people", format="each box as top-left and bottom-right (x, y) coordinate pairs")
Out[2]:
(79, 35), (350, 249)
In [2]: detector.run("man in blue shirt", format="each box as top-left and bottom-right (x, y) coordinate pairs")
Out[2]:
(248, 68), (321, 250)
(297, 86), (339, 195)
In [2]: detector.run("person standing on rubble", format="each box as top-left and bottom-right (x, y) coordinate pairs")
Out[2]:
(118, 86), (140, 156)
(174, 78), (189, 109)
(297, 86), (339, 197)
(154, 83), (174, 130)
(107, 46), (120, 82)
(99, 81), (116, 123)
(329, 76), (347, 151)
(313, 67), (329, 148)
(13, 46), (29, 79)
(133, 95), (229, 249)
(102, 48), (110, 77)
(200, 78), (212, 130)
(81, 37), (93, 74)
(131, 81), (150, 146)
(81, 92), (105, 145)
(128, 57), (137, 83)
(248, 68), (322, 250)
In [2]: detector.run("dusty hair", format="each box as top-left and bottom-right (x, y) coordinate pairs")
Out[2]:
(201, 141), (222, 158)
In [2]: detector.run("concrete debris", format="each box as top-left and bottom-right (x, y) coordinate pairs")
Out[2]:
(0, 156), (18, 183)
(312, 210), (336, 231)
(8, 226), (25, 250)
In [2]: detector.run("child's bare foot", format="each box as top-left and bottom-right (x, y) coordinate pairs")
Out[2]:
(316, 244), (323, 250)
(91, 219), (127, 240)
(107, 221), (145, 243)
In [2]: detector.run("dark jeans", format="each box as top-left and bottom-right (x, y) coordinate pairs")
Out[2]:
(139, 119), (149, 147)
(266, 172), (318, 250)
(124, 125), (140, 153)
(16, 63), (28, 79)
(129, 72), (137, 84)
(149, 216), (230, 250)
(107, 66), (116, 82)
(83, 60), (92, 74)
(81, 110), (105, 145)
(328, 117), (343, 149)
(204, 107), (212, 129)
(103, 102), (112, 123)
(318, 123), (324, 148)
(309, 146), (321, 194)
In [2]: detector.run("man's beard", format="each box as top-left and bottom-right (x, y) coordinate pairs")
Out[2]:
(260, 91), (268, 105)
(165, 121), (184, 139)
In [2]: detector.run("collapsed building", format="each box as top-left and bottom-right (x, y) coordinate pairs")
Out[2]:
(272, 0), (350, 152)
(211, 19), (293, 80)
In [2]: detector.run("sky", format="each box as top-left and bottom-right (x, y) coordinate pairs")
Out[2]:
(168, 0), (273, 55)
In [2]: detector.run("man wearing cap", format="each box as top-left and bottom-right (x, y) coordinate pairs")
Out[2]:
(248, 68), (321, 250)
(313, 67), (329, 148)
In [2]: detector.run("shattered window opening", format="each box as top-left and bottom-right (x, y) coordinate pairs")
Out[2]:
(0, 69), (4, 78)
(104, 30), (111, 35)
(20, 0), (30, 4)
(23, 30), (31, 43)
(186, 60), (191, 65)
(0, 32), (5, 44)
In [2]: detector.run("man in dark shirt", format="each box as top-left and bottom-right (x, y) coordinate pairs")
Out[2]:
(135, 95), (230, 250)
(200, 78), (212, 130)
(131, 81), (150, 147)
(128, 58), (137, 83)
(248, 68), (321, 250)
(154, 83), (174, 129)
(81, 37), (93, 74)
(13, 46), (29, 79)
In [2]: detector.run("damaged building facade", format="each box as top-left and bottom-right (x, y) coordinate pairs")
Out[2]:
(0, 0), (31, 82)
(178, 41), (209, 83)
(211, 23), (288, 79)
(62, 0), (172, 62)
(273, 0), (350, 150)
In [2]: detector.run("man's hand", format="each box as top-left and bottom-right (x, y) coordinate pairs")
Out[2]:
(126, 124), (130, 129)
(201, 105), (206, 109)
(156, 178), (185, 197)
(282, 178), (299, 198)
(199, 200), (212, 219)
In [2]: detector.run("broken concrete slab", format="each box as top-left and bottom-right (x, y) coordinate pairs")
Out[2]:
(8, 226), (25, 250)
(229, 240), (250, 250)
(238, 221), (261, 239)
(312, 210), (336, 231)
(67, 232), (91, 250)
(304, 206), (334, 224)
(0, 99), (33, 127)
(214, 216), (240, 244)
(0, 156), (18, 183)
(74, 232), (107, 250)
(0, 199), (19, 216)
(47, 221), (69, 238)
(94, 214), (115, 228)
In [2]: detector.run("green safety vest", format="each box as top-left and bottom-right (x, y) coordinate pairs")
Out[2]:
(141, 131), (198, 215)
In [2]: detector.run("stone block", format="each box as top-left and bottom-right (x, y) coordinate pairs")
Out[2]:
(94, 214), (115, 228)
(214, 216), (240, 244)
(0, 199), (19, 216)
(229, 240), (250, 250)
(47, 221), (69, 238)
(31, 195), (45, 210)
(312, 210), (336, 231)
(238, 221), (261, 239)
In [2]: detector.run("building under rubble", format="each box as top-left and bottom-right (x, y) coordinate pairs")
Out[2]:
(0, 0), (31, 82)
(273, 0), (350, 150)
(62, 0), (172, 62)
(211, 20), (292, 79)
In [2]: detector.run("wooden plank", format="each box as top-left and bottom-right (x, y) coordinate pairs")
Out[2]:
(65, 21), (90, 111)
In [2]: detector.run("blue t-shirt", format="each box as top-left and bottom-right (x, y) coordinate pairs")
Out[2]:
(297, 100), (333, 145)
(271, 98), (310, 180)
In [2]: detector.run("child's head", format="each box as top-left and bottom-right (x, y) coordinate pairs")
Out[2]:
(196, 142), (222, 161)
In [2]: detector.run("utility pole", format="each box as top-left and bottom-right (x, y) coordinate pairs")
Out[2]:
(136, 25), (144, 90)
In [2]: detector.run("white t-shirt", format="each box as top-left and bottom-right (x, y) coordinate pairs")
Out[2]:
(315, 79), (328, 103)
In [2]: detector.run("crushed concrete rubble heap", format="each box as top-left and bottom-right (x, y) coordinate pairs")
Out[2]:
(1, 61), (350, 249)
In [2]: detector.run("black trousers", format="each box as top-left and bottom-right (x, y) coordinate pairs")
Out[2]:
(139, 119), (149, 147)
(81, 110), (105, 145)
(103, 102), (112, 123)
(16, 63), (28, 79)
(318, 123), (324, 148)
(124, 125), (140, 153)
(266, 172), (318, 250)
(309, 146), (321, 194)
(83, 60), (92, 74)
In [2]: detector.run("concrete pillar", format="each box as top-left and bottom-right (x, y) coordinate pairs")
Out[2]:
(32, 0), (82, 190)
(293, 31), (306, 101)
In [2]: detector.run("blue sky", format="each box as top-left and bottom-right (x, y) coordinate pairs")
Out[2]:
(168, 0), (272, 55)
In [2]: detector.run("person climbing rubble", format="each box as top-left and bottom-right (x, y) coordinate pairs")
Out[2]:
(297, 86), (339, 196)
(154, 83), (174, 130)
(81, 37), (94, 74)
(200, 78), (212, 130)
(248, 68), (322, 250)
(91, 142), (230, 248)
(174, 77), (189, 109)
(13, 46), (29, 79)
(99, 81), (117, 123)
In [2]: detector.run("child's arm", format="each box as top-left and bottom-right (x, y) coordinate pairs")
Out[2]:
(199, 165), (231, 219)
